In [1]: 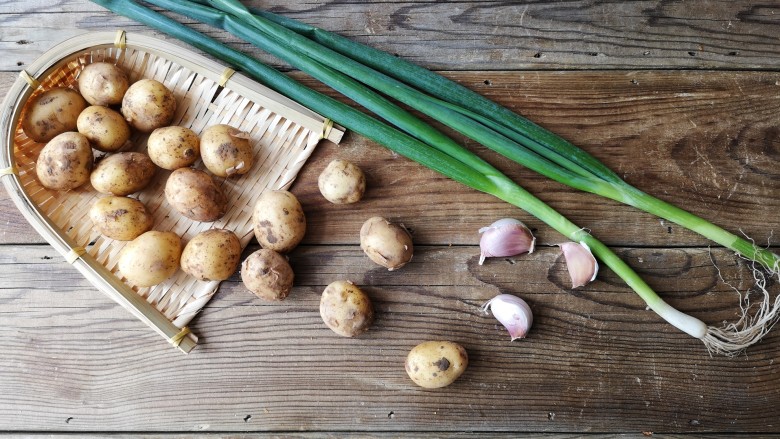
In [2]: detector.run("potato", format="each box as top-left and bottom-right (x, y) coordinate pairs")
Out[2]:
(319, 280), (374, 337)
(359, 216), (414, 270)
(89, 196), (153, 241)
(252, 190), (306, 253)
(241, 248), (294, 301)
(199, 124), (253, 177)
(164, 167), (227, 222)
(90, 152), (156, 196)
(77, 105), (131, 152)
(147, 126), (200, 170)
(318, 159), (366, 204)
(121, 79), (176, 132)
(22, 87), (87, 142)
(405, 341), (469, 389)
(78, 62), (129, 106)
(180, 229), (241, 281)
(35, 131), (93, 191)
(118, 231), (182, 287)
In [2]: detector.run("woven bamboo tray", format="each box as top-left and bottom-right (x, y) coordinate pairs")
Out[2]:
(0, 31), (344, 353)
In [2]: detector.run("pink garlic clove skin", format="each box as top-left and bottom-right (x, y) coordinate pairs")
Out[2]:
(482, 293), (534, 340)
(478, 218), (536, 265)
(559, 241), (599, 288)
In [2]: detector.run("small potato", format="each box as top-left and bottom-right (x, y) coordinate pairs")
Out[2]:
(147, 126), (200, 170)
(77, 105), (131, 152)
(180, 229), (241, 281)
(252, 190), (306, 253)
(121, 79), (176, 132)
(22, 87), (87, 142)
(90, 152), (156, 196)
(164, 167), (227, 222)
(35, 131), (93, 191)
(78, 62), (129, 106)
(319, 280), (374, 337)
(200, 124), (253, 177)
(360, 216), (413, 270)
(241, 248), (294, 301)
(118, 231), (182, 287)
(405, 341), (469, 389)
(318, 159), (366, 204)
(89, 196), (153, 241)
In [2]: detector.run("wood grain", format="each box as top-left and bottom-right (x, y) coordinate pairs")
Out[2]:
(2, 1), (780, 71)
(8, 436), (780, 439)
(5, 435), (780, 439)
(1, 244), (778, 432)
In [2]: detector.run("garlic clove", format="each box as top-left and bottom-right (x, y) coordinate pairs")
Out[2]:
(559, 241), (599, 288)
(482, 293), (533, 340)
(478, 218), (536, 265)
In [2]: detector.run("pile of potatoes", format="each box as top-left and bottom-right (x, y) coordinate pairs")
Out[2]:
(24, 61), (257, 288)
(26, 62), (466, 390)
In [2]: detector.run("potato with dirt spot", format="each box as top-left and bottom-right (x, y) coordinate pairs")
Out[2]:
(252, 190), (306, 253)
(405, 341), (469, 389)
(22, 87), (87, 143)
(241, 248), (294, 301)
(121, 79), (176, 132)
(200, 124), (253, 177)
(90, 152), (156, 196)
(77, 105), (131, 152)
(89, 196), (153, 241)
(147, 126), (200, 170)
(78, 62), (129, 106)
(360, 216), (414, 270)
(35, 131), (93, 191)
(180, 229), (241, 281)
(319, 280), (374, 337)
(164, 167), (227, 222)
(118, 231), (182, 287)
(318, 159), (366, 204)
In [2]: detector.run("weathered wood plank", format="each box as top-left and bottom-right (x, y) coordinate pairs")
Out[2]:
(2, 70), (778, 247)
(2, 1), (780, 71)
(0, 244), (778, 432)
(4, 435), (780, 439)
(7, 435), (780, 439)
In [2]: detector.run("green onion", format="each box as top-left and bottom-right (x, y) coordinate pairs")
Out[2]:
(190, 0), (780, 352)
(198, 0), (779, 276)
(198, 0), (609, 188)
(201, 0), (622, 185)
(89, 0), (777, 355)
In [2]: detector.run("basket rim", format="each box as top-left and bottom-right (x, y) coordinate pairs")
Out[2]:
(0, 30), (340, 354)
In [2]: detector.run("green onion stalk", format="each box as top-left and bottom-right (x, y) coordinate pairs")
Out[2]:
(191, 0), (779, 276)
(164, 2), (605, 195)
(90, 0), (777, 355)
(246, 7), (776, 266)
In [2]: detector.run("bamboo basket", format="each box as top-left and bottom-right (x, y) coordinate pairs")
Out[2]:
(0, 31), (344, 353)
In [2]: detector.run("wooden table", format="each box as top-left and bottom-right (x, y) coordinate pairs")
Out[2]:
(2, 1), (779, 437)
